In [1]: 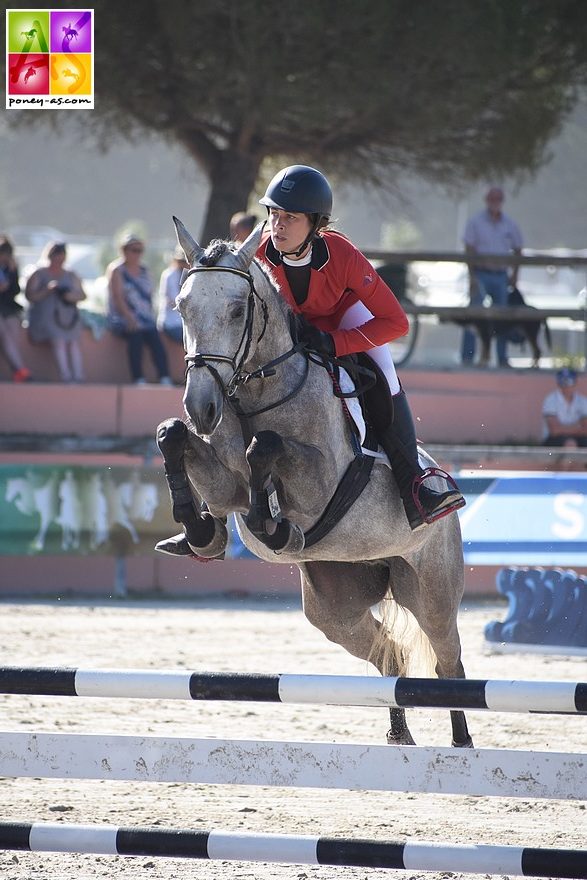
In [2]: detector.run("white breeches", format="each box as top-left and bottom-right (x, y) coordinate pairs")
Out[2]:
(337, 301), (401, 395)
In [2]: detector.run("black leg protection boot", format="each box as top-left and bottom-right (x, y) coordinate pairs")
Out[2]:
(379, 390), (465, 531)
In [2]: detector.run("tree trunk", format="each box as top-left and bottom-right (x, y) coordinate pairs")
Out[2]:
(198, 149), (262, 244)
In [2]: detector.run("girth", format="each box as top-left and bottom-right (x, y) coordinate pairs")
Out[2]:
(300, 358), (378, 548)
(302, 439), (376, 549)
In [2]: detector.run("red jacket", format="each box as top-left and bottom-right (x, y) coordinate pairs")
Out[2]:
(256, 231), (409, 357)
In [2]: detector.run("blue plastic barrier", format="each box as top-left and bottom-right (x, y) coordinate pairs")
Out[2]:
(485, 566), (587, 651)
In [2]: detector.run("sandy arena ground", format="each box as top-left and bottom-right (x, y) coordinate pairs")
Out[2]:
(0, 595), (584, 880)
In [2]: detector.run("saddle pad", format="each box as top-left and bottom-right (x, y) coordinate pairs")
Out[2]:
(337, 369), (434, 472)
(338, 368), (366, 444)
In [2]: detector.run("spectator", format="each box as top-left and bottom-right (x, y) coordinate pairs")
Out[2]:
(462, 187), (523, 368)
(0, 235), (32, 382)
(542, 368), (587, 447)
(106, 232), (173, 386)
(229, 212), (258, 243)
(157, 244), (187, 345)
(25, 241), (86, 383)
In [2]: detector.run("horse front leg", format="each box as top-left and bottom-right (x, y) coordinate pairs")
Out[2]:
(156, 418), (228, 559)
(244, 430), (305, 554)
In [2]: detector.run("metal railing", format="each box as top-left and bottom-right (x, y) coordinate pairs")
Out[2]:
(362, 250), (587, 365)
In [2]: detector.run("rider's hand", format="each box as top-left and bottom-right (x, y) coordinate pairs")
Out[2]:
(297, 321), (335, 357)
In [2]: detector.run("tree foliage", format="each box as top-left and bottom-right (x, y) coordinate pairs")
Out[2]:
(4, 0), (587, 241)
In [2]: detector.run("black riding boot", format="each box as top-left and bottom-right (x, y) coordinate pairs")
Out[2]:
(380, 390), (465, 531)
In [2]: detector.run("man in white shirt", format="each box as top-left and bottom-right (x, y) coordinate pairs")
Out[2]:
(542, 368), (587, 446)
(462, 187), (523, 368)
(157, 245), (188, 344)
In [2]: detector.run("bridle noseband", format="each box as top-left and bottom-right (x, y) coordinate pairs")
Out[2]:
(182, 264), (308, 424)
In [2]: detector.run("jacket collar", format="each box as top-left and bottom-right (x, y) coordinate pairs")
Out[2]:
(264, 234), (330, 271)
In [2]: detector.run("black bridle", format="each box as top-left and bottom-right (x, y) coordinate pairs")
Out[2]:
(182, 265), (309, 430)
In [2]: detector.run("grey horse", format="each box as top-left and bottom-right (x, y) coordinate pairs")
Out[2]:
(156, 218), (473, 748)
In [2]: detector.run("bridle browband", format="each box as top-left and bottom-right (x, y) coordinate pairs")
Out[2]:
(182, 264), (309, 425)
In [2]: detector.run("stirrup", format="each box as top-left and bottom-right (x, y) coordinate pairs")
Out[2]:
(413, 468), (466, 525)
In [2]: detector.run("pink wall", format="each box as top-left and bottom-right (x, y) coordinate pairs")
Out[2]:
(0, 335), (566, 598)
(0, 556), (301, 599)
(402, 369), (547, 445)
(0, 555), (523, 599)
(0, 326), (186, 385)
(2, 361), (552, 444)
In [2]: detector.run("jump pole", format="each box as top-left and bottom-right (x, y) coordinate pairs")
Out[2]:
(0, 731), (583, 800)
(0, 666), (585, 714)
(0, 821), (585, 878)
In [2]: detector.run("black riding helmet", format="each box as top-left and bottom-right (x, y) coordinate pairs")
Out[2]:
(260, 165), (333, 257)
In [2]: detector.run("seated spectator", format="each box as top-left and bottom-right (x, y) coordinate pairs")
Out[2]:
(157, 244), (188, 345)
(106, 232), (173, 386)
(542, 368), (587, 447)
(25, 241), (86, 383)
(0, 235), (32, 382)
(229, 212), (258, 243)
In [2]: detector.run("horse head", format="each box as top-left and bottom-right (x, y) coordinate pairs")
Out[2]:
(173, 217), (275, 436)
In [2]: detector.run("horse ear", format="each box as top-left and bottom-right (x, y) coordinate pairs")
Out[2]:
(172, 216), (204, 265)
(233, 222), (265, 271)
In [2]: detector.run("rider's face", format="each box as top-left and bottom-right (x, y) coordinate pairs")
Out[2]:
(269, 209), (312, 258)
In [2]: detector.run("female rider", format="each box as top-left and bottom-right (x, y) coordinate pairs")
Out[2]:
(158, 165), (464, 557)
(255, 164), (464, 531)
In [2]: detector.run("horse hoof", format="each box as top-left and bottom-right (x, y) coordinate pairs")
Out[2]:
(452, 736), (474, 748)
(273, 522), (305, 555)
(188, 515), (228, 559)
(157, 418), (188, 461)
(386, 729), (416, 746)
(155, 534), (193, 557)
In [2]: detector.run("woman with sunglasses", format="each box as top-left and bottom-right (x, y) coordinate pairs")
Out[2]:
(0, 235), (32, 382)
(25, 240), (86, 383)
(107, 232), (173, 386)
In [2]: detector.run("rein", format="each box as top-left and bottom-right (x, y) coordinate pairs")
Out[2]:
(182, 265), (309, 438)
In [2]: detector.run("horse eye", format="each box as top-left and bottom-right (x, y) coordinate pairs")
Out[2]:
(230, 305), (245, 320)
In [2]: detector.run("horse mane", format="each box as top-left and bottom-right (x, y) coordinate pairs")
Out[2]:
(197, 237), (292, 325)
(198, 239), (236, 266)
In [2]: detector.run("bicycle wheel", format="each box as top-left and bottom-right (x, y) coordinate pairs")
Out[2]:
(389, 312), (419, 366)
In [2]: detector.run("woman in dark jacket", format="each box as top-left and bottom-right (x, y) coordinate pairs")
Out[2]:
(0, 235), (32, 382)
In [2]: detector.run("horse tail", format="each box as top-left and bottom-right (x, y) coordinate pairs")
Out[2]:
(543, 318), (553, 350)
(370, 594), (436, 678)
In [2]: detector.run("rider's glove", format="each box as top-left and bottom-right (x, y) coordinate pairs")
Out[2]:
(298, 321), (335, 357)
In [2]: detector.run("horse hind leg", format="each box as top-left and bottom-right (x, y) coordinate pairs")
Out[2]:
(384, 644), (416, 746)
(386, 556), (473, 748)
(300, 560), (415, 746)
(423, 618), (473, 748)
